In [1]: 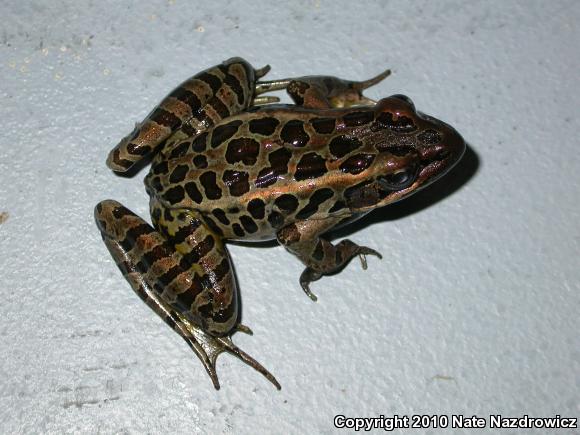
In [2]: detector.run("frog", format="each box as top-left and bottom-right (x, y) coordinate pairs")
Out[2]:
(95, 57), (466, 390)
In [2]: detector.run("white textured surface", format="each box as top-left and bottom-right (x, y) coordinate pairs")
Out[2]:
(1, 1), (579, 433)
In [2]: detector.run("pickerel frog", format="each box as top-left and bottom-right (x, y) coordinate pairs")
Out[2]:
(95, 58), (465, 390)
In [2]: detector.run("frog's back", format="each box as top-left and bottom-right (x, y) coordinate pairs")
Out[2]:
(145, 105), (382, 239)
(145, 97), (457, 241)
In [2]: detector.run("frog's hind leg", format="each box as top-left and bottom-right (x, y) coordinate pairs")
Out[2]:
(94, 200), (280, 390)
(108, 58), (263, 173)
(101, 237), (219, 385)
(106, 104), (186, 173)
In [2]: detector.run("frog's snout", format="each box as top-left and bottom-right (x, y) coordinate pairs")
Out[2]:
(411, 115), (466, 188)
(417, 113), (466, 166)
(439, 121), (466, 166)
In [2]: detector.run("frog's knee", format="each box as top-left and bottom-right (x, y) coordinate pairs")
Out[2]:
(94, 200), (135, 238)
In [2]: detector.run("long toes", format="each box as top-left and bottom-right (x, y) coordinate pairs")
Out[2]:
(354, 68), (392, 90)
(254, 64), (271, 79)
(235, 324), (254, 335)
(300, 281), (318, 302)
(255, 78), (292, 94)
(252, 95), (280, 105)
(219, 338), (281, 390)
(300, 268), (322, 301)
(356, 247), (382, 270)
(357, 246), (383, 259)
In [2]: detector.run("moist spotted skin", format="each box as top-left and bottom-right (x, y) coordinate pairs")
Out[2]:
(146, 97), (464, 241)
(106, 58), (256, 173)
(95, 58), (466, 390)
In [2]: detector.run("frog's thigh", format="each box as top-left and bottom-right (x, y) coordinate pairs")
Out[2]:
(95, 200), (280, 389)
(96, 224), (214, 374)
(277, 218), (382, 301)
(96, 200), (237, 336)
(151, 205), (239, 336)
(95, 200), (221, 379)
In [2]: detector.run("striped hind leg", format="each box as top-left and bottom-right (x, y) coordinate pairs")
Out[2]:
(94, 200), (280, 390)
(106, 58), (280, 173)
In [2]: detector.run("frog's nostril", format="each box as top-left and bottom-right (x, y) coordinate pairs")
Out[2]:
(390, 94), (415, 108)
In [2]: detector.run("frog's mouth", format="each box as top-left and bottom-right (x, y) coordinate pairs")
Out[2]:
(415, 144), (458, 186)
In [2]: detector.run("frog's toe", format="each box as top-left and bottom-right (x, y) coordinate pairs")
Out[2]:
(352, 68), (391, 91)
(252, 95), (281, 105)
(188, 328), (280, 390)
(235, 324), (254, 335)
(336, 239), (382, 270)
(221, 337), (281, 390)
(355, 246), (383, 270)
(299, 268), (322, 302)
(255, 78), (292, 95)
(254, 64), (271, 79)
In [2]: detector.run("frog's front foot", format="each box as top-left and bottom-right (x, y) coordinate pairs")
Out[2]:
(279, 227), (381, 302)
(300, 239), (382, 301)
(278, 221), (383, 300)
(340, 240), (383, 271)
(255, 67), (391, 109)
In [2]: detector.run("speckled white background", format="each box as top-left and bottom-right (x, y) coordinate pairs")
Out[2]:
(0, 1), (578, 434)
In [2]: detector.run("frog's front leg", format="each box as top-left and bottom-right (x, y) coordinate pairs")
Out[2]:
(255, 68), (390, 109)
(277, 217), (382, 301)
(94, 200), (280, 390)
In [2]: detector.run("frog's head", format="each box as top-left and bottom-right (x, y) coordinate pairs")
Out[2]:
(344, 95), (466, 212)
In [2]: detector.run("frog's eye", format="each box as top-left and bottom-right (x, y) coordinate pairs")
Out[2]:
(390, 94), (415, 109)
(377, 168), (417, 191)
